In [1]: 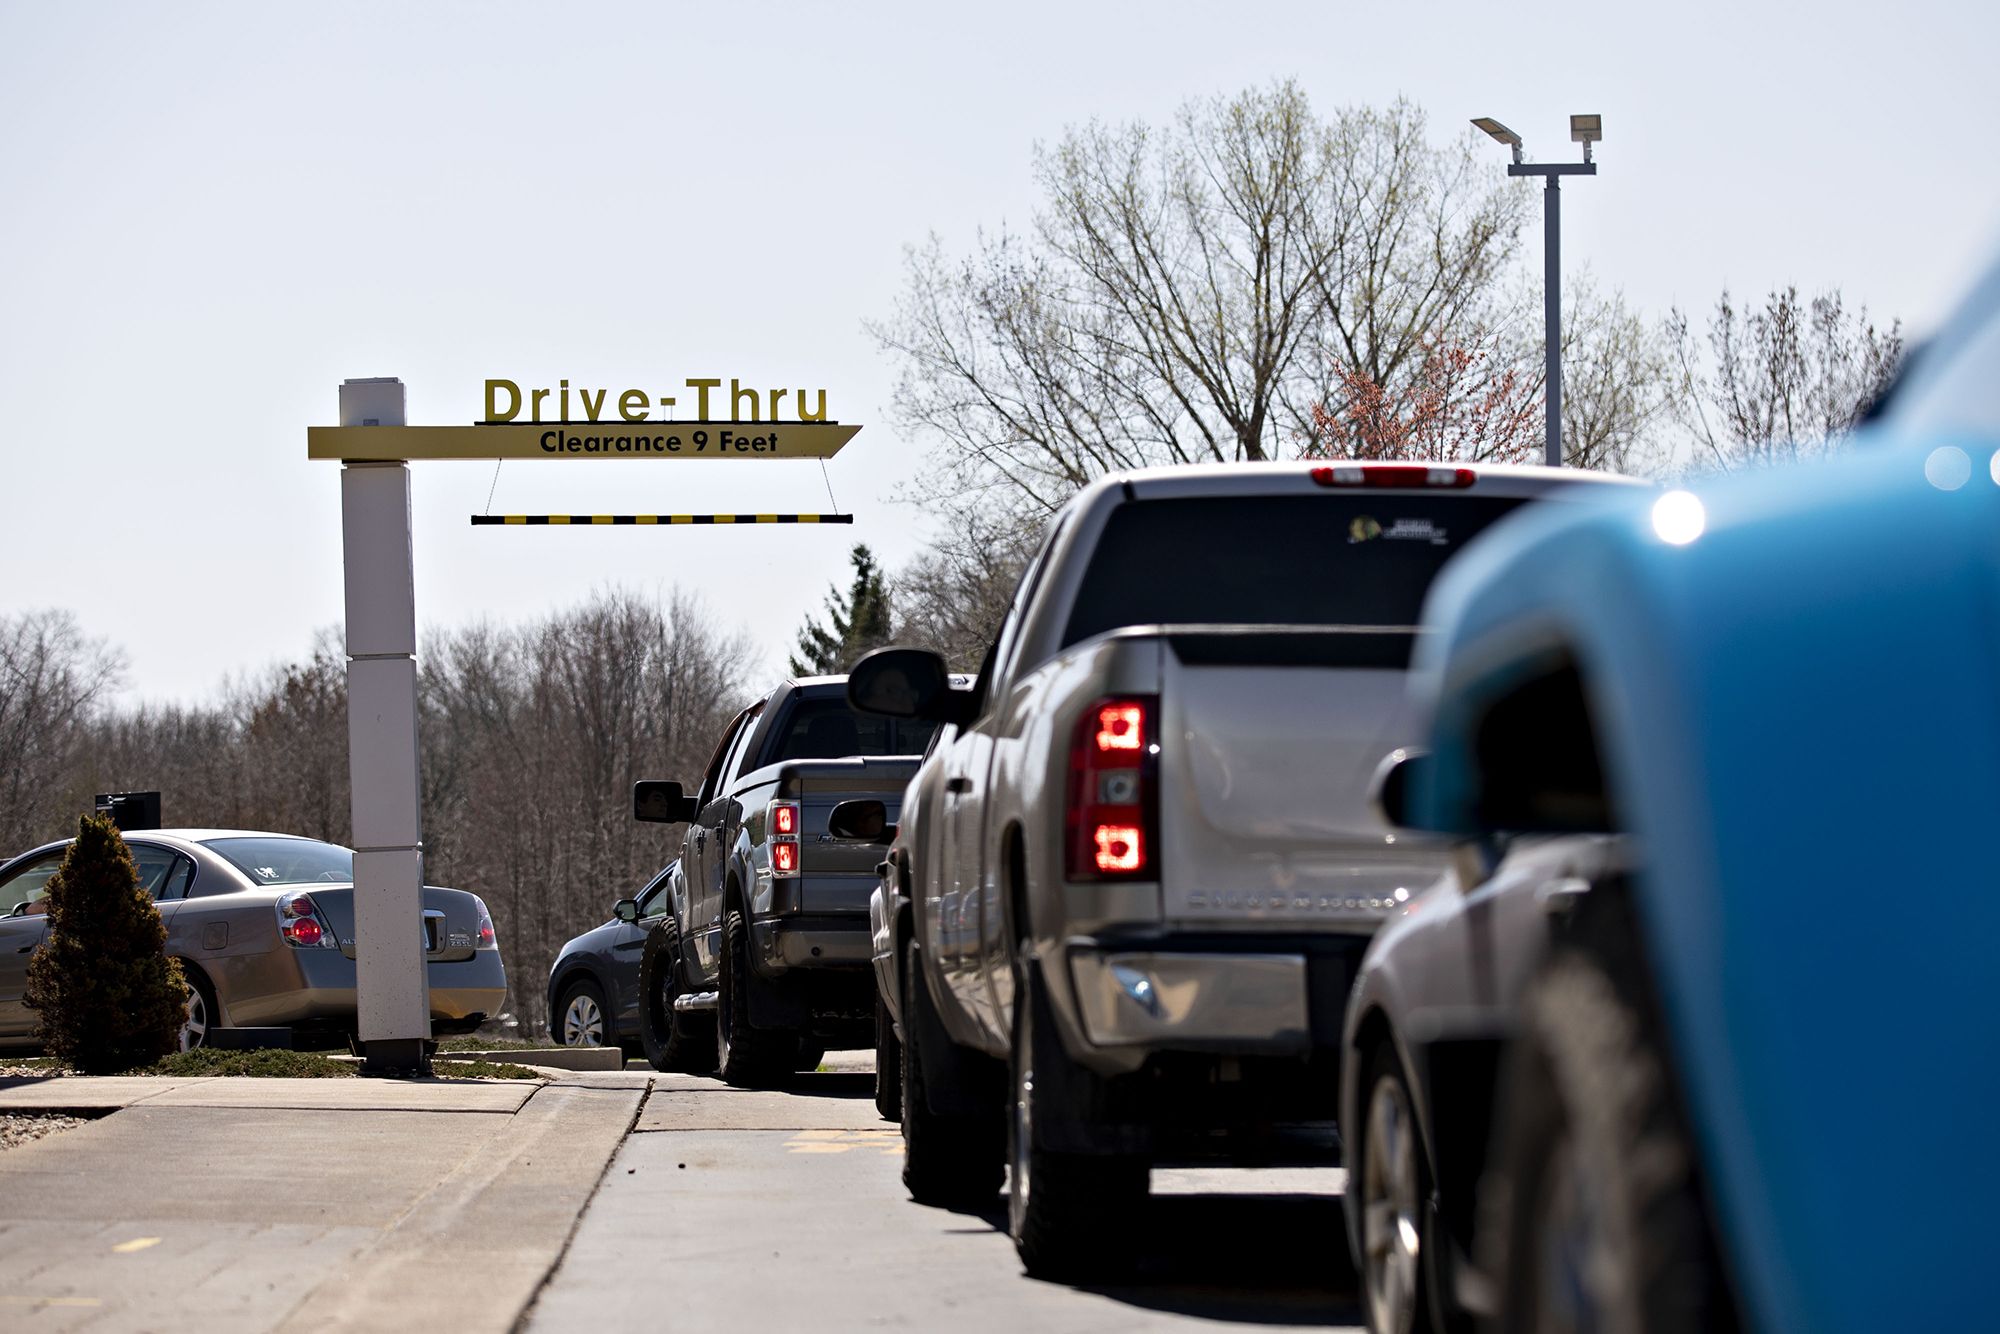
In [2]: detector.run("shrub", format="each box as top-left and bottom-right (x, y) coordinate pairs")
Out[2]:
(25, 814), (188, 1074)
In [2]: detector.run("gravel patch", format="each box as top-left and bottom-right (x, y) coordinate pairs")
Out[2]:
(0, 1061), (64, 1078)
(1, 1113), (89, 1151)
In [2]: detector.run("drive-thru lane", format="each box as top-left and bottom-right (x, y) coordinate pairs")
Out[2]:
(529, 1055), (1363, 1332)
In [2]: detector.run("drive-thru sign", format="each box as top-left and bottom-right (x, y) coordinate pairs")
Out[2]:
(315, 376), (857, 1075)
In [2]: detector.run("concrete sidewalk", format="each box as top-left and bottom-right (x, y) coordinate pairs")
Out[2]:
(0, 1072), (647, 1331)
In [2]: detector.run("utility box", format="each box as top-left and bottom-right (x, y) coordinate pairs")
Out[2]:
(95, 791), (162, 831)
(339, 377), (406, 428)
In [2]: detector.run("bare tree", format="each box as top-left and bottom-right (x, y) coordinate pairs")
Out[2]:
(1305, 336), (1541, 463)
(1553, 278), (1675, 474)
(1669, 286), (1903, 470)
(871, 84), (1528, 516)
(418, 587), (757, 1036)
(889, 508), (1044, 671)
(25, 587), (760, 1040)
(0, 611), (125, 852)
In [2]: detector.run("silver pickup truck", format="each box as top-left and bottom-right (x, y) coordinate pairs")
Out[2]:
(838, 461), (1637, 1279)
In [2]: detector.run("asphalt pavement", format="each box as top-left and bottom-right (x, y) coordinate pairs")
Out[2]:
(529, 1054), (1364, 1332)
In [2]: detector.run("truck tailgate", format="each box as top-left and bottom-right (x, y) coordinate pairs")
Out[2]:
(1155, 630), (1448, 930)
(780, 757), (921, 911)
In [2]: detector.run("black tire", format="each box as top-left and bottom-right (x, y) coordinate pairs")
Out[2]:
(900, 940), (1004, 1207)
(874, 990), (903, 1123)
(638, 919), (718, 1074)
(1482, 897), (1738, 1334)
(554, 976), (612, 1050)
(795, 1040), (827, 1072)
(178, 964), (218, 1052)
(1007, 955), (1147, 1281)
(715, 907), (796, 1087)
(1355, 1042), (1437, 1334)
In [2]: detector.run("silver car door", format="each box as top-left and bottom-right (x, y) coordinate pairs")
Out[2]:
(0, 852), (67, 1037)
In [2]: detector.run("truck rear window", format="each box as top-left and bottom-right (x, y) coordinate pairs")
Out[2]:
(763, 698), (941, 763)
(1062, 494), (1530, 647)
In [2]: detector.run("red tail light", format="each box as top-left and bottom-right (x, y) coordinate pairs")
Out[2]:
(275, 891), (336, 949)
(473, 896), (497, 948)
(1310, 464), (1476, 489)
(768, 801), (801, 878)
(1067, 697), (1158, 881)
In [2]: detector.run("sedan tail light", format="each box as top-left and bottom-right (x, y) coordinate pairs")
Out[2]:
(276, 892), (336, 949)
(473, 896), (497, 949)
(1066, 696), (1159, 881)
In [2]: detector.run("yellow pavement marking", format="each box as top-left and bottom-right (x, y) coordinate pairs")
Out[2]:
(0, 1296), (104, 1307)
(784, 1128), (900, 1155)
(112, 1237), (161, 1253)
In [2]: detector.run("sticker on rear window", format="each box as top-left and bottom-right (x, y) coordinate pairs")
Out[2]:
(1383, 517), (1449, 545)
(1348, 515), (1382, 544)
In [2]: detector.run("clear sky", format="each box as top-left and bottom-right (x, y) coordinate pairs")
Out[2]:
(4, 0), (1997, 703)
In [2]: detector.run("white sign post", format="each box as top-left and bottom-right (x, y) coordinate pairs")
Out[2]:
(336, 377), (431, 1075)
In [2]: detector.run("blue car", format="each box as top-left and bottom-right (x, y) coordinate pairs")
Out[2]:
(1358, 258), (2000, 1333)
(547, 864), (676, 1052)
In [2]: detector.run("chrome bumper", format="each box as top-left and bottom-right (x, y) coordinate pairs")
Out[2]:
(1067, 948), (1310, 1054)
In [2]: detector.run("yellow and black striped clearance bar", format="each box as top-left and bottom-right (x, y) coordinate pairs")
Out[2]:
(307, 421), (859, 460)
(472, 514), (852, 525)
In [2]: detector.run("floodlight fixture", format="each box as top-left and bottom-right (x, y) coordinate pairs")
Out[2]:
(1472, 117), (1524, 163)
(1570, 113), (1602, 162)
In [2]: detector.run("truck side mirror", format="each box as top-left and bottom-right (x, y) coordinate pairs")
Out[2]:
(634, 780), (698, 824)
(847, 647), (975, 725)
(612, 898), (640, 924)
(827, 799), (896, 844)
(1370, 748), (1437, 832)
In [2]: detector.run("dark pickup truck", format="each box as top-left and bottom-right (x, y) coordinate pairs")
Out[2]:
(631, 676), (939, 1086)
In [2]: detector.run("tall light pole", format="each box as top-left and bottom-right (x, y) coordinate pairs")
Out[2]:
(1473, 114), (1600, 467)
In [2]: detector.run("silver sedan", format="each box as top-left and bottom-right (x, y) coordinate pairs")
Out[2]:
(0, 829), (507, 1051)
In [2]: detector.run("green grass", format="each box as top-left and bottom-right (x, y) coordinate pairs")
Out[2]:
(435, 1035), (542, 1052)
(432, 1058), (543, 1080)
(135, 1049), (357, 1078)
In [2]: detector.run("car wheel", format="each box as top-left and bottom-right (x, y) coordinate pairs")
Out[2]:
(874, 991), (903, 1123)
(179, 966), (218, 1052)
(1359, 1042), (1432, 1334)
(638, 919), (718, 1074)
(556, 978), (609, 1048)
(1007, 952), (1147, 1280)
(1483, 898), (1738, 1334)
(899, 939), (1003, 1207)
(795, 1041), (827, 1072)
(715, 907), (795, 1087)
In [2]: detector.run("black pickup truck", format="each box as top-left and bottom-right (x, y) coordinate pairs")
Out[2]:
(632, 676), (938, 1087)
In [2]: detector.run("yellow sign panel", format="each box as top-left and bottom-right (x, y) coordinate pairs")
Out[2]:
(308, 422), (860, 461)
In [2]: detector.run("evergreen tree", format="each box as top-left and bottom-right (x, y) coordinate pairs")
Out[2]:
(25, 813), (187, 1073)
(790, 544), (893, 676)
